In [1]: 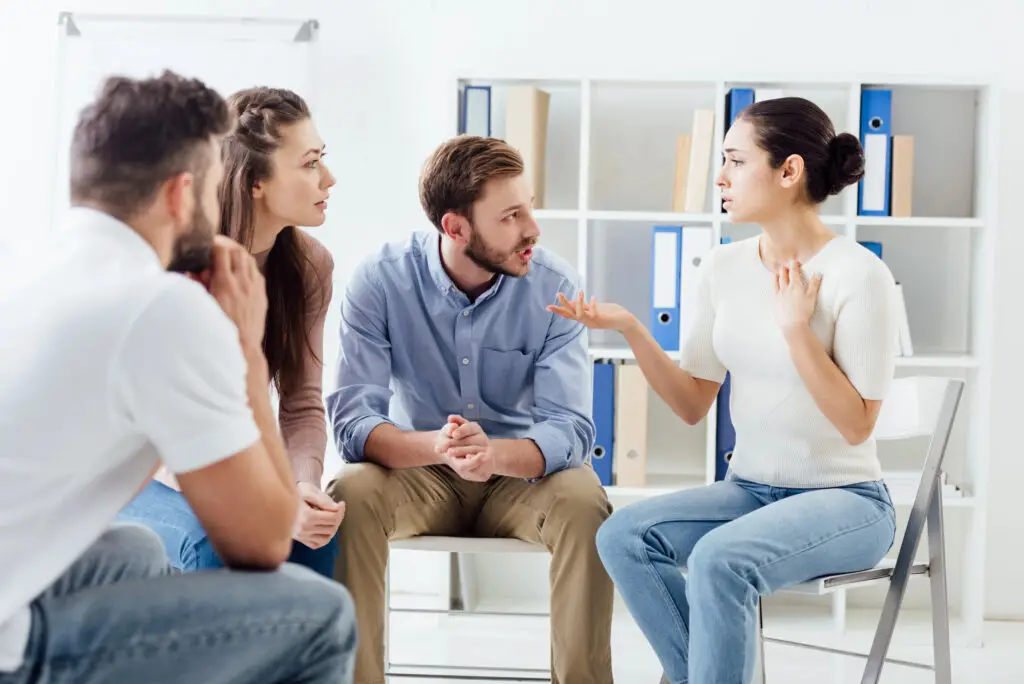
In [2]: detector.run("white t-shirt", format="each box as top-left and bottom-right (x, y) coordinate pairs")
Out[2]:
(0, 208), (260, 672)
(679, 235), (898, 488)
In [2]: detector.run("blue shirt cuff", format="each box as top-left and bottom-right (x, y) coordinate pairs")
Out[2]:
(525, 422), (574, 478)
(345, 415), (394, 463)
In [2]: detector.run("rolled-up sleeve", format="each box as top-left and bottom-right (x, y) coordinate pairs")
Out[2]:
(527, 277), (596, 477)
(325, 259), (395, 463)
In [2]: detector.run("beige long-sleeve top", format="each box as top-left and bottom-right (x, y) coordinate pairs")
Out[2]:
(254, 231), (334, 487)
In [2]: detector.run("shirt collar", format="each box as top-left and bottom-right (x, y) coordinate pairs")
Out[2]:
(425, 230), (456, 294)
(424, 230), (506, 304)
(62, 206), (163, 270)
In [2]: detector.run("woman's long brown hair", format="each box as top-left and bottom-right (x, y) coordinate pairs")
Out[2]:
(219, 87), (325, 395)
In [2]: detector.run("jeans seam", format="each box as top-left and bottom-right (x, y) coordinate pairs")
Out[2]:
(635, 517), (735, 660)
(749, 508), (894, 583)
(46, 617), (331, 673)
(639, 530), (690, 658)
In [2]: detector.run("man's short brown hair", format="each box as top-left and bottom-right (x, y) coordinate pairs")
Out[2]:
(70, 70), (232, 220)
(418, 135), (524, 231)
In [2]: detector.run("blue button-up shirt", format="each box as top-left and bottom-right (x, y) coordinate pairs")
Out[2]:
(327, 230), (595, 477)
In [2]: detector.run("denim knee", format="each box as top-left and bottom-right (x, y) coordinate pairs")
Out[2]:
(687, 533), (758, 588)
(279, 563), (358, 653)
(595, 507), (637, 571)
(102, 523), (172, 577)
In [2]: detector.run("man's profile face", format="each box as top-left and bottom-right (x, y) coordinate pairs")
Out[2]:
(463, 174), (540, 279)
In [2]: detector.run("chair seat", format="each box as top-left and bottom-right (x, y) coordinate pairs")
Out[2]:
(390, 535), (547, 554)
(779, 558), (929, 595)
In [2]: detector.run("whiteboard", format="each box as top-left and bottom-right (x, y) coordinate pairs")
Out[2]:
(50, 14), (318, 231)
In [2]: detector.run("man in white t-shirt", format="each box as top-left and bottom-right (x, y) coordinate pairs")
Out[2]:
(0, 70), (356, 684)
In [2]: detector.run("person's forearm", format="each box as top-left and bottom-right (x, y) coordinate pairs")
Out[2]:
(784, 322), (873, 444)
(492, 439), (546, 479)
(244, 348), (295, 490)
(363, 423), (443, 469)
(620, 316), (709, 425)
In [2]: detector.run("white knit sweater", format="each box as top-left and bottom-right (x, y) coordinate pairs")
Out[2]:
(679, 235), (899, 488)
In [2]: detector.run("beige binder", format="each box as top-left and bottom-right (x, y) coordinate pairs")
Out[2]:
(684, 109), (715, 213)
(614, 364), (649, 487)
(505, 86), (550, 209)
(671, 135), (692, 212)
(891, 135), (914, 217)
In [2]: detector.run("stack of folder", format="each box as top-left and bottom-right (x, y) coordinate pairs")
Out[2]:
(670, 110), (715, 213)
(858, 88), (915, 217)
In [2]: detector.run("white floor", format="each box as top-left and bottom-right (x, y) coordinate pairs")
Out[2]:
(384, 599), (1024, 683)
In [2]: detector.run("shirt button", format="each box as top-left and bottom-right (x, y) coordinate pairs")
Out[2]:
(462, 310), (470, 317)
(462, 357), (470, 365)
(467, 403), (475, 410)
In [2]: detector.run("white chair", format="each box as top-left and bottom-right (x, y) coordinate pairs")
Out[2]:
(384, 535), (552, 681)
(755, 375), (964, 684)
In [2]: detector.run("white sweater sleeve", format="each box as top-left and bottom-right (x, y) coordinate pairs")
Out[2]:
(679, 247), (728, 383)
(831, 261), (899, 401)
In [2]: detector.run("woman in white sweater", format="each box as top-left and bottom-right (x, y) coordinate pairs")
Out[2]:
(549, 96), (899, 684)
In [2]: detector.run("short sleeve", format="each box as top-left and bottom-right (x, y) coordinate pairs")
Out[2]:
(114, 278), (261, 473)
(832, 261), (899, 401)
(678, 247), (727, 383)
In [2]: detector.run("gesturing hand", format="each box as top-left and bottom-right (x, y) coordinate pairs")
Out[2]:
(546, 291), (634, 332)
(293, 482), (346, 550)
(773, 260), (823, 332)
(435, 415), (495, 482)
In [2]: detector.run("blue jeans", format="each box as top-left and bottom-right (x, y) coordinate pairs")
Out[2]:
(116, 481), (340, 578)
(0, 524), (356, 684)
(596, 474), (896, 684)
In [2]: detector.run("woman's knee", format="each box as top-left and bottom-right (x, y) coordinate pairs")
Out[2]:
(595, 506), (642, 567)
(687, 531), (758, 587)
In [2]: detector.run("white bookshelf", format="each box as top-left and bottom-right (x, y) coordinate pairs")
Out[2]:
(453, 75), (995, 646)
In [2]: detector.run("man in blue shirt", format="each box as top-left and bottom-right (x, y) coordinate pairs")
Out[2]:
(326, 136), (613, 684)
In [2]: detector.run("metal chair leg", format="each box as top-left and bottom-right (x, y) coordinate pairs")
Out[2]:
(928, 491), (952, 684)
(861, 477), (939, 684)
(384, 555), (391, 673)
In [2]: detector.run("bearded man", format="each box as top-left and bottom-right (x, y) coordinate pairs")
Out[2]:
(325, 135), (614, 684)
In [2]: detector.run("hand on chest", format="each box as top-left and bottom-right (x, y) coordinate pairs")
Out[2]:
(713, 267), (837, 376)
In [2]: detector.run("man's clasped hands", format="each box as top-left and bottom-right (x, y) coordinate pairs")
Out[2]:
(435, 415), (495, 482)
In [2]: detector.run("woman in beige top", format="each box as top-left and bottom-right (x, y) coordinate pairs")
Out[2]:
(117, 86), (344, 577)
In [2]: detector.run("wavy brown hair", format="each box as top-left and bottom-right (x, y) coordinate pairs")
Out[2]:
(219, 87), (325, 395)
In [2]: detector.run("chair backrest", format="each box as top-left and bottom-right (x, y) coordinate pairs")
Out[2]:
(876, 377), (963, 585)
(873, 376), (963, 508)
(873, 376), (963, 442)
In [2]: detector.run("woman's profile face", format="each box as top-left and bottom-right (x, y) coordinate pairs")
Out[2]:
(255, 117), (336, 229)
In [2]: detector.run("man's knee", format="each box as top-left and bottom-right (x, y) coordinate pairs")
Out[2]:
(544, 467), (613, 534)
(326, 462), (390, 511)
(98, 523), (171, 578)
(280, 563), (358, 652)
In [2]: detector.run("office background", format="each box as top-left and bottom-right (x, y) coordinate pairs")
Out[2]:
(2, 0), (1022, 680)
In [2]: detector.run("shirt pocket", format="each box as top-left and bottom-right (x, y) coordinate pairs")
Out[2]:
(478, 348), (535, 414)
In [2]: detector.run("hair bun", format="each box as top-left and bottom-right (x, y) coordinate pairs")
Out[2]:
(827, 133), (865, 195)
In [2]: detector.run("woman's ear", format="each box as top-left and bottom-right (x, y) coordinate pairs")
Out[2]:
(252, 180), (264, 199)
(779, 154), (805, 190)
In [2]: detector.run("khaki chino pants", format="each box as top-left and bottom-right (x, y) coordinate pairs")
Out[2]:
(327, 463), (614, 684)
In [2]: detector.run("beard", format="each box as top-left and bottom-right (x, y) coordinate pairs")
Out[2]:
(464, 225), (535, 278)
(167, 202), (217, 274)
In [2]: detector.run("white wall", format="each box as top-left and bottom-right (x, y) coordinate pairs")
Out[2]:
(3, 0), (1023, 619)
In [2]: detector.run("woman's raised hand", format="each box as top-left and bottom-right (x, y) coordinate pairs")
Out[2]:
(546, 291), (635, 332)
